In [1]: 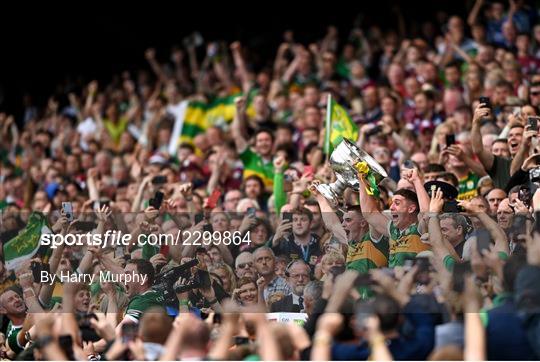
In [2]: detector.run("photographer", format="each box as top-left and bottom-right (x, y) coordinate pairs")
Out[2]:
(120, 259), (164, 326)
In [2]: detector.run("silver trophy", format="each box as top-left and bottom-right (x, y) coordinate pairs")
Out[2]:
(317, 139), (388, 207)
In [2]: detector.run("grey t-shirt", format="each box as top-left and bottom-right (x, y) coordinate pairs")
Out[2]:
(435, 321), (464, 349)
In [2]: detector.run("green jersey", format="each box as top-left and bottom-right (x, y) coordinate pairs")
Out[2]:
(388, 222), (430, 268)
(239, 148), (274, 189)
(124, 290), (165, 323)
(6, 320), (23, 354)
(457, 172), (480, 201)
(346, 232), (389, 273)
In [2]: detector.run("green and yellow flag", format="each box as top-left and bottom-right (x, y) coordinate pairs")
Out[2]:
(3, 212), (51, 270)
(324, 95), (359, 154)
(168, 91), (257, 155)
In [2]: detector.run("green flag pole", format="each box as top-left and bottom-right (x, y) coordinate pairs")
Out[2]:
(324, 93), (332, 162)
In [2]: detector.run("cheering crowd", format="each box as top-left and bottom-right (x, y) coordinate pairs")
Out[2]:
(2, 0), (540, 360)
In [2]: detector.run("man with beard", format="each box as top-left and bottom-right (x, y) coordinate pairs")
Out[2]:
(270, 261), (311, 313)
(271, 207), (322, 269)
(0, 288), (28, 356)
(472, 103), (524, 189)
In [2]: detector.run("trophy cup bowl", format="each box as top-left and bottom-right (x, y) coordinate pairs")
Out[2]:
(316, 139), (388, 207)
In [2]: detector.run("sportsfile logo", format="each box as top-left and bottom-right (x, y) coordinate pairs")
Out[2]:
(39, 229), (252, 248)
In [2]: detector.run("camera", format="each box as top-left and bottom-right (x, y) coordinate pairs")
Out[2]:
(518, 185), (532, 207)
(530, 167), (540, 184)
(153, 258), (199, 304)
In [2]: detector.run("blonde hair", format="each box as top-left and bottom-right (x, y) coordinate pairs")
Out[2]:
(321, 251), (346, 265)
(209, 263), (237, 294)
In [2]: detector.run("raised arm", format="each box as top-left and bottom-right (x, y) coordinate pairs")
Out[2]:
(38, 246), (65, 306)
(358, 174), (390, 237)
(428, 189), (461, 262)
(17, 271), (45, 313)
(471, 104), (495, 171)
(186, 44), (200, 82)
(131, 175), (152, 213)
(144, 48), (169, 83)
(231, 96), (249, 153)
(281, 49), (301, 85)
(447, 144), (487, 176)
(230, 41), (251, 93)
(83, 81), (98, 118)
(213, 57), (234, 92)
(86, 167), (100, 202)
(311, 183), (347, 244)
(60, 282), (83, 346)
(272, 156), (287, 214)
(403, 167), (430, 213)
(95, 248), (125, 276)
(511, 124), (535, 175)
(207, 304), (238, 360)
(207, 152), (225, 195)
(273, 43), (291, 79)
(171, 49), (191, 90)
(468, 0), (484, 26)
(459, 199), (510, 255)
(463, 275), (486, 361)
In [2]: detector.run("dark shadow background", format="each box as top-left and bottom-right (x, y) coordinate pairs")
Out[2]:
(0, 1), (467, 119)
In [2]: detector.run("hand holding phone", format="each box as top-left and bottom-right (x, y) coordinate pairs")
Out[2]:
(282, 212), (293, 223)
(194, 213), (205, 224)
(445, 134), (456, 147)
(403, 160), (415, 169)
(149, 191), (164, 210)
(528, 116), (539, 132)
(479, 96), (491, 109)
(247, 207), (257, 218)
(62, 202), (74, 222)
(152, 175), (167, 185)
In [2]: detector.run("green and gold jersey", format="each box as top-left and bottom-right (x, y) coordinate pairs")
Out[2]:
(239, 148), (274, 189)
(346, 232), (389, 273)
(124, 290), (165, 323)
(388, 222), (430, 268)
(457, 172), (480, 201)
(6, 320), (23, 354)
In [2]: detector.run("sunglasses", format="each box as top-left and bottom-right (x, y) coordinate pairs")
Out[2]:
(237, 262), (253, 269)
